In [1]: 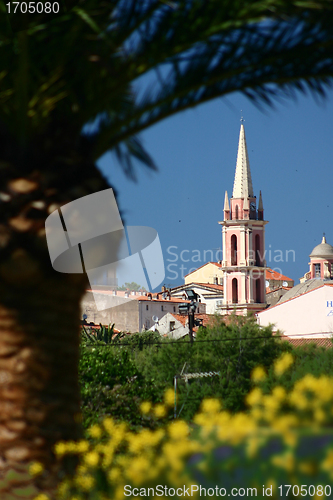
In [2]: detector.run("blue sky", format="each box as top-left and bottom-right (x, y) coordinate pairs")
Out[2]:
(98, 90), (333, 290)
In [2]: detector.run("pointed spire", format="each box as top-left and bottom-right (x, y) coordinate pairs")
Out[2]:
(232, 124), (254, 199)
(223, 190), (230, 211)
(258, 191), (263, 211)
(322, 233), (326, 244)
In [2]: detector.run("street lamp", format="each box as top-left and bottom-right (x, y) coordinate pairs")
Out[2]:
(178, 289), (198, 344)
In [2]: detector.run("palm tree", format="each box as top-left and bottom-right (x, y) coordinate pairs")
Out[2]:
(0, 0), (333, 496)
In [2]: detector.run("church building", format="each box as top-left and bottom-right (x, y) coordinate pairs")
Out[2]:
(218, 123), (268, 315)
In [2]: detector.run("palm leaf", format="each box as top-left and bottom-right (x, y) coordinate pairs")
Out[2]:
(1, 0), (333, 175)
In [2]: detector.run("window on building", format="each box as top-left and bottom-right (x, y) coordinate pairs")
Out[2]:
(231, 234), (237, 266)
(331, 265), (333, 279)
(214, 277), (218, 284)
(255, 234), (261, 266)
(169, 321), (175, 331)
(235, 205), (239, 219)
(161, 305), (164, 311)
(146, 305), (149, 310)
(315, 263), (321, 278)
(256, 278), (261, 303)
(173, 306), (176, 312)
(232, 278), (238, 304)
(219, 278), (223, 285)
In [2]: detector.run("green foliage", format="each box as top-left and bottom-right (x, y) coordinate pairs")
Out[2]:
(136, 316), (290, 419)
(81, 324), (125, 346)
(117, 282), (146, 291)
(259, 341), (333, 395)
(80, 346), (153, 429)
(3, 1), (333, 177)
(79, 331), (165, 429)
(79, 317), (289, 428)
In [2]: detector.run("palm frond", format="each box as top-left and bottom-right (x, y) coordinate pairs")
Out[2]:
(1, 0), (333, 175)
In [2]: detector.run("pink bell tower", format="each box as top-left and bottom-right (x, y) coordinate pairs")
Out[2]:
(218, 123), (268, 315)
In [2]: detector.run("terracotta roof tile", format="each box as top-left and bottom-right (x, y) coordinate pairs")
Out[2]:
(87, 289), (189, 303)
(170, 313), (214, 328)
(266, 286), (292, 295)
(195, 283), (224, 291)
(283, 337), (333, 348)
(265, 268), (293, 282)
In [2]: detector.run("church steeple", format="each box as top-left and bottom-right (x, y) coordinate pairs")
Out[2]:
(232, 124), (254, 199)
(218, 122), (268, 316)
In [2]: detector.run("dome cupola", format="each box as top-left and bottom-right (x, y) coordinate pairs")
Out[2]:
(310, 235), (333, 259)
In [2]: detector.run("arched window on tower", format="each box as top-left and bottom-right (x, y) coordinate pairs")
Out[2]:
(231, 234), (237, 266)
(255, 278), (261, 303)
(232, 278), (238, 304)
(235, 205), (239, 220)
(255, 234), (261, 266)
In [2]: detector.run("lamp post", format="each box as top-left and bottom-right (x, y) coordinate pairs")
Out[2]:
(178, 289), (199, 344)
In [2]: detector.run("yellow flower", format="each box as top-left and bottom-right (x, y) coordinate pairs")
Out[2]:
(271, 451), (294, 472)
(84, 451), (99, 467)
(164, 387), (175, 407)
(29, 461), (44, 476)
(103, 417), (115, 435)
(274, 352), (294, 376)
(54, 442), (67, 456)
(75, 474), (95, 491)
(76, 440), (90, 454)
(251, 366), (266, 382)
(140, 401), (152, 415)
(154, 404), (166, 418)
(299, 461), (315, 475)
(200, 398), (221, 414)
(108, 467), (121, 482)
(321, 449), (333, 477)
(33, 495), (50, 500)
(272, 386), (286, 401)
(246, 387), (263, 407)
(168, 420), (189, 440)
(89, 424), (102, 438)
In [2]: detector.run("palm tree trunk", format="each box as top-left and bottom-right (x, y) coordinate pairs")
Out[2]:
(0, 263), (87, 499)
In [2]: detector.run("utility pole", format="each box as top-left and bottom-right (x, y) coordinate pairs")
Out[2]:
(188, 304), (195, 344)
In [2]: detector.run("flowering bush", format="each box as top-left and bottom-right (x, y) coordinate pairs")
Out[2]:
(30, 353), (333, 500)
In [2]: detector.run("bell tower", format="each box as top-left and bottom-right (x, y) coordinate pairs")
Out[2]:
(218, 123), (268, 315)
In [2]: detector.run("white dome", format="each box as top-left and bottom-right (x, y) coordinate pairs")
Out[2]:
(310, 235), (333, 259)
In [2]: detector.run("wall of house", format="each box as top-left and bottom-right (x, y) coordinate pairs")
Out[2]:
(258, 285), (333, 337)
(184, 263), (221, 285)
(81, 292), (140, 332)
(139, 300), (180, 331)
(149, 313), (188, 339)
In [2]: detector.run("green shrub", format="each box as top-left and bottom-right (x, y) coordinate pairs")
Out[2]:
(79, 317), (290, 430)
